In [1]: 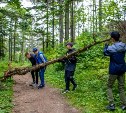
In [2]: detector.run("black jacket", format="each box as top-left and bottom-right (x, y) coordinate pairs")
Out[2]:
(65, 48), (77, 71)
(29, 54), (36, 66)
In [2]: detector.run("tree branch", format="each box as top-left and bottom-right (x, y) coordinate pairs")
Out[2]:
(0, 38), (110, 81)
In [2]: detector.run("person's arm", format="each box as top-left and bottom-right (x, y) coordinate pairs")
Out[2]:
(103, 44), (112, 56)
(68, 49), (77, 63)
(39, 54), (46, 63)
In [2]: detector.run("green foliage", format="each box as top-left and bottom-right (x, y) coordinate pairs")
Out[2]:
(0, 60), (29, 113)
(45, 33), (126, 113)
(0, 80), (13, 113)
(0, 61), (13, 113)
(46, 59), (109, 113)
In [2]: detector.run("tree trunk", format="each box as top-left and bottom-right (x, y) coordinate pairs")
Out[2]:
(70, 0), (75, 42)
(0, 20), (4, 59)
(82, 3), (85, 35)
(2, 38), (110, 80)
(21, 31), (25, 62)
(46, 0), (49, 48)
(93, 0), (96, 42)
(65, 0), (70, 41)
(59, 0), (64, 43)
(13, 18), (17, 61)
(99, 0), (102, 31)
(9, 19), (13, 61)
(42, 36), (45, 52)
(52, 0), (55, 48)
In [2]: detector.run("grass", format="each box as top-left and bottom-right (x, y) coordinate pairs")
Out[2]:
(0, 46), (126, 113)
(45, 57), (126, 113)
(0, 60), (29, 113)
(0, 79), (13, 113)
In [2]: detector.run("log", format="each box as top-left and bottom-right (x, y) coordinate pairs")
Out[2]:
(1, 38), (110, 81)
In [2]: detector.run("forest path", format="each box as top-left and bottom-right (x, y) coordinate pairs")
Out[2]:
(12, 73), (80, 113)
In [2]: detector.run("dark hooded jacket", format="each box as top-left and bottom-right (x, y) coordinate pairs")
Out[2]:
(65, 48), (77, 71)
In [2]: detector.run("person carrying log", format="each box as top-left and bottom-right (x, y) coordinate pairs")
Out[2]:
(104, 31), (126, 111)
(33, 48), (47, 89)
(25, 52), (39, 87)
(59, 42), (77, 94)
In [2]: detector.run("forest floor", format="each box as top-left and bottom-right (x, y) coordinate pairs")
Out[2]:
(12, 73), (80, 113)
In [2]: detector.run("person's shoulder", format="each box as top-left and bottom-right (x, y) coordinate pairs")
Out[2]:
(39, 51), (43, 54)
(118, 41), (126, 46)
(107, 44), (116, 52)
(30, 53), (35, 57)
(38, 51), (44, 56)
(108, 42), (126, 52)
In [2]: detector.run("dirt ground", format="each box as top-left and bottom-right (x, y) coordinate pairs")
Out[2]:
(12, 73), (80, 113)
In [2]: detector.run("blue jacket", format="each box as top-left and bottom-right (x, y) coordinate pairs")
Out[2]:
(35, 52), (47, 65)
(104, 42), (126, 75)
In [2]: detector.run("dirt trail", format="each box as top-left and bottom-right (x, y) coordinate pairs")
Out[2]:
(12, 73), (80, 113)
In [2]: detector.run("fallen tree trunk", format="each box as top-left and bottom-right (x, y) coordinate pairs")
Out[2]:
(1, 38), (110, 81)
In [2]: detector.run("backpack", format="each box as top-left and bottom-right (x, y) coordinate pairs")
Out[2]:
(35, 52), (47, 64)
(39, 52), (48, 62)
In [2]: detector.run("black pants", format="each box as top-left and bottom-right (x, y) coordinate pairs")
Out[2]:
(65, 70), (76, 90)
(31, 70), (39, 84)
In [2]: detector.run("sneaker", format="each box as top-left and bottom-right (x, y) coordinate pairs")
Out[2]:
(106, 104), (115, 111)
(38, 84), (45, 89)
(72, 84), (77, 91)
(62, 90), (69, 94)
(121, 105), (126, 110)
(33, 84), (38, 88)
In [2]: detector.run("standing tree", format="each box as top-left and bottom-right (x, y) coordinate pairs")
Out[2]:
(65, 0), (70, 41)
(70, 0), (75, 42)
(58, 0), (64, 43)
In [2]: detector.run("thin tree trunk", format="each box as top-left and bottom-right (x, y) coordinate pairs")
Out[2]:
(93, 0), (96, 42)
(70, 0), (75, 42)
(99, 0), (102, 31)
(10, 31), (13, 61)
(1, 34), (4, 58)
(13, 18), (17, 61)
(52, 0), (55, 48)
(65, 0), (70, 41)
(10, 19), (13, 61)
(82, 3), (85, 35)
(95, 4), (97, 32)
(0, 21), (4, 59)
(46, 0), (49, 48)
(0, 17), (2, 59)
(42, 36), (45, 52)
(21, 34), (25, 62)
(78, 23), (79, 37)
(9, 35), (11, 61)
(59, 0), (63, 43)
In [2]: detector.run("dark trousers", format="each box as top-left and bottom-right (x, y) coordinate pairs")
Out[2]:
(31, 70), (39, 84)
(65, 70), (76, 90)
(107, 74), (126, 105)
